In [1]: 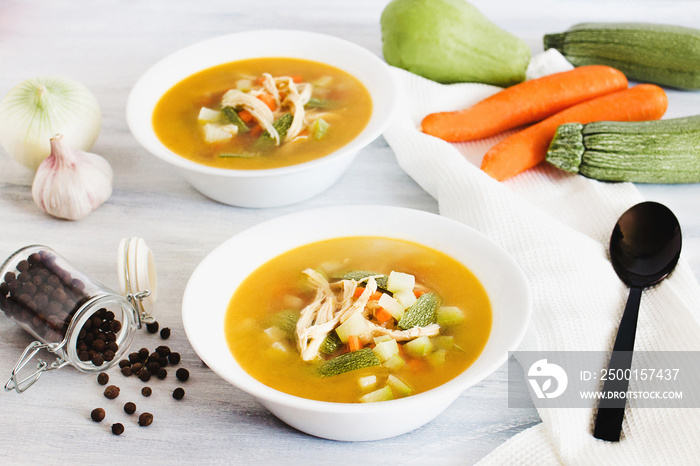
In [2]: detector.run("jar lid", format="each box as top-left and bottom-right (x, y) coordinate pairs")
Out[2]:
(117, 237), (157, 322)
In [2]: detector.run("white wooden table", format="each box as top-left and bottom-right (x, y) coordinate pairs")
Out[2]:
(1, 1), (698, 464)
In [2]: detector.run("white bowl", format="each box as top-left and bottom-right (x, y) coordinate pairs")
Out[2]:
(182, 206), (531, 441)
(126, 30), (397, 208)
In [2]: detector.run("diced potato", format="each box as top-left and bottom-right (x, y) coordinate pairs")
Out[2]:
(427, 349), (447, 367)
(387, 374), (413, 398)
(373, 335), (393, 345)
(433, 335), (454, 351)
(378, 293), (405, 320)
(359, 386), (394, 403)
(203, 123), (237, 143)
(198, 106), (221, 122)
(268, 340), (291, 355)
(335, 312), (368, 343)
(403, 336), (433, 358)
(236, 79), (252, 92)
(387, 271), (415, 293)
(437, 306), (465, 327)
(372, 338), (399, 362)
(358, 375), (377, 391)
(263, 326), (286, 342)
(393, 289), (417, 309)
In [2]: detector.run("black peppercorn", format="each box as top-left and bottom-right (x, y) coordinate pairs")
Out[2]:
(97, 372), (109, 385)
(138, 347), (150, 361)
(155, 345), (171, 357)
(137, 369), (151, 382)
(141, 386), (152, 397)
(138, 412), (153, 427)
(156, 368), (167, 380)
(124, 402), (137, 415)
(128, 352), (140, 364)
(111, 423), (125, 435)
(90, 408), (105, 422)
(175, 368), (189, 382)
(146, 361), (161, 374)
(168, 352), (181, 365)
(160, 327), (171, 340)
(146, 321), (159, 334)
(104, 385), (120, 399)
(120, 366), (132, 377)
(118, 359), (131, 369)
(172, 387), (185, 400)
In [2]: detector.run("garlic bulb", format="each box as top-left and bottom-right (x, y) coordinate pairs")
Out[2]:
(32, 135), (113, 220)
(0, 76), (101, 170)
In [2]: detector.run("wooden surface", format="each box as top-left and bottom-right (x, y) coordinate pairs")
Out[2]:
(1, 1), (698, 464)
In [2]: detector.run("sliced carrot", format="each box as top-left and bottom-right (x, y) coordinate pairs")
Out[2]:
(353, 287), (365, 299)
(249, 124), (263, 138)
(413, 289), (427, 298)
(348, 335), (362, 352)
(238, 110), (254, 123)
(290, 75), (303, 83)
(421, 65), (628, 142)
(481, 84), (668, 181)
(257, 93), (276, 111)
(375, 307), (393, 323)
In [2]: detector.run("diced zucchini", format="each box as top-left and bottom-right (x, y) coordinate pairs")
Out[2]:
(263, 326), (287, 342)
(222, 106), (250, 133)
(202, 123), (237, 143)
(359, 386), (394, 403)
(381, 354), (406, 371)
(378, 294), (405, 320)
(433, 335), (454, 351)
(257, 112), (293, 147)
(372, 338), (399, 363)
(198, 106), (221, 122)
(336, 271), (389, 291)
(269, 310), (299, 338)
(318, 348), (380, 377)
(403, 336), (433, 358)
(427, 349), (447, 367)
(335, 312), (368, 343)
(386, 374), (413, 398)
(437, 306), (465, 327)
(319, 332), (342, 355)
(387, 271), (415, 293)
(358, 375), (378, 391)
(310, 118), (329, 140)
(398, 292), (440, 330)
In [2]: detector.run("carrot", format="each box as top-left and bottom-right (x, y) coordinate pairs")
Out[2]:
(257, 93), (276, 111)
(238, 110), (254, 123)
(348, 335), (362, 352)
(421, 66), (628, 143)
(352, 287), (382, 301)
(413, 289), (427, 298)
(481, 84), (668, 181)
(290, 75), (303, 83)
(353, 287), (365, 299)
(249, 124), (263, 138)
(375, 307), (393, 323)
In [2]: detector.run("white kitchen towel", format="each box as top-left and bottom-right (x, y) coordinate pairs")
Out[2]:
(382, 54), (700, 465)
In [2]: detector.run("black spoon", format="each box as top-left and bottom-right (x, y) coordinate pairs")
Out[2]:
(593, 201), (682, 442)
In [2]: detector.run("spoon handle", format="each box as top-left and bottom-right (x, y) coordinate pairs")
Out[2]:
(593, 286), (643, 442)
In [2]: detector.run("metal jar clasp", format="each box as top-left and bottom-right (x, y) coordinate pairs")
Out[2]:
(4, 340), (69, 393)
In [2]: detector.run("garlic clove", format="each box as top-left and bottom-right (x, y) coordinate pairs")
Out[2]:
(32, 134), (113, 220)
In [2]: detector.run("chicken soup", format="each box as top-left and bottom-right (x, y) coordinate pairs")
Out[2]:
(224, 237), (492, 403)
(152, 58), (372, 170)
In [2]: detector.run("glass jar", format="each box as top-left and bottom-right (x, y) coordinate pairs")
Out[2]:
(0, 238), (156, 392)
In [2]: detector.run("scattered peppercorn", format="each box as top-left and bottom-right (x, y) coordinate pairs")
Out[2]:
(168, 352), (181, 365)
(118, 359), (130, 369)
(138, 412), (153, 427)
(141, 386), (152, 397)
(97, 372), (109, 385)
(175, 368), (189, 382)
(160, 327), (171, 339)
(90, 408), (105, 422)
(104, 385), (120, 399)
(111, 423), (125, 435)
(120, 366), (132, 377)
(156, 368), (167, 380)
(155, 345), (171, 357)
(124, 402), (137, 415)
(137, 369), (151, 382)
(172, 387), (185, 400)
(146, 321), (159, 334)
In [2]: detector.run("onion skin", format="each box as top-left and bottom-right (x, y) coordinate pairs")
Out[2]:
(0, 76), (101, 170)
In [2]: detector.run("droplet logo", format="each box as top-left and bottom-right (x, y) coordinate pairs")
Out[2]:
(527, 359), (568, 399)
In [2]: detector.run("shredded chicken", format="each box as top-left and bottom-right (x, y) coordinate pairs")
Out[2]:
(221, 89), (279, 144)
(293, 270), (441, 362)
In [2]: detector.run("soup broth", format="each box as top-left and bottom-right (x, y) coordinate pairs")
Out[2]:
(152, 58), (372, 170)
(224, 237), (492, 403)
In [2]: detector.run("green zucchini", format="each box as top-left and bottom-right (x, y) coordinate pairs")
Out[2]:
(222, 106), (250, 133)
(269, 310), (299, 338)
(335, 271), (390, 292)
(544, 22), (700, 90)
(546, 116), (700, 183)
(317, 348), (380, 377)
(319, 332), (342, 355)
(398, 292), (440, 330)
(256, 112), (293, 148)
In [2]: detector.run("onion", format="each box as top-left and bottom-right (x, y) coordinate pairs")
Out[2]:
(0, 76), (101, 170)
